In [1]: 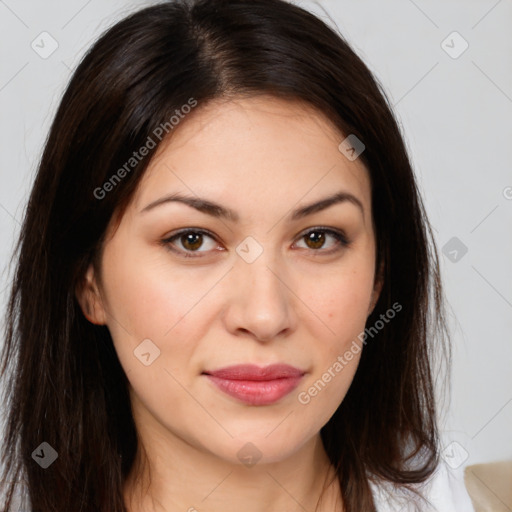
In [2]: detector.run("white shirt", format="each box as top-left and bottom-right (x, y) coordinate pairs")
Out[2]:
(370, 459), (475, 511)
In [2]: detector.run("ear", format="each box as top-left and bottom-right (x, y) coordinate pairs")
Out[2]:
(75, 263), (107, 325)
(368, 260), (384, 316)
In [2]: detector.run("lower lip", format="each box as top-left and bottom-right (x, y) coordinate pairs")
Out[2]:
(205, 375), (303, 405)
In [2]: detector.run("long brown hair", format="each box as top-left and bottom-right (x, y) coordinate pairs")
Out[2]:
(0, 0), (450, 510)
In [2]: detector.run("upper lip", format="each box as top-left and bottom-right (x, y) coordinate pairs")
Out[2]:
(203, 364), (305, 381)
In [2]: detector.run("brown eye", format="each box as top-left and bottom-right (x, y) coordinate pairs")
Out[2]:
(181, 232), (203, 251)
(161, 229), (219, 258)
(161, 227), (349, 259)
(295, 228), (349, 254)
(303, 231), (326, 249)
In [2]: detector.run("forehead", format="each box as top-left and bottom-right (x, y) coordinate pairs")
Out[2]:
(131, 95), (371, 220)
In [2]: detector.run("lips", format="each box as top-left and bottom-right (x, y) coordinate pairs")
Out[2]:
(203, 364), (305, 405)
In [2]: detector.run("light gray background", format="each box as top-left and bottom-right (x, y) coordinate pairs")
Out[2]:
(0, 0), (511, 477)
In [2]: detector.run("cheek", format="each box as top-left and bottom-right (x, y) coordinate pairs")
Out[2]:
(102, 234), (208, 332)
(99, 243), (215, 377)
(301, 265), (374, 346)
(99, 255), (216, 425)
(293, 264), (373, 409)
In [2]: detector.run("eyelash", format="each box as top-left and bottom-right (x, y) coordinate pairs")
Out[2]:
(160, 226), (350, 259)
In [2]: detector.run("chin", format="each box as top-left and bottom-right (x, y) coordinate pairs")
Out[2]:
(215, 429), (314, 467)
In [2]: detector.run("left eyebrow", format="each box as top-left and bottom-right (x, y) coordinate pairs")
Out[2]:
(139, 190), (365, 222)
(289, 191), (365, 222)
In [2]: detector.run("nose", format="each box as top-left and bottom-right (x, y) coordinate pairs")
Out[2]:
(222, 249), (297, 343)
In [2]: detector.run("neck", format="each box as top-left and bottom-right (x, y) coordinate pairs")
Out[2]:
(123, 405), (342, 512)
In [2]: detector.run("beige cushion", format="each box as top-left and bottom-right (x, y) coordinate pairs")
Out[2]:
(464, 461), (512, 512)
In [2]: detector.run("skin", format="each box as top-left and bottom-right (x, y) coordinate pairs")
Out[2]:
(76, 95), (383, 512)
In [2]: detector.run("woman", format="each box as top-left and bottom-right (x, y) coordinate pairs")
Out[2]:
(0, 0), (475, 510)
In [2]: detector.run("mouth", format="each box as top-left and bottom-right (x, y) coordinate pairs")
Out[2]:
(202, 364), (306, 406)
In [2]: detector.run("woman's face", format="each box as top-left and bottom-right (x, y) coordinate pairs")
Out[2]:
(78, 95), (382, 466)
